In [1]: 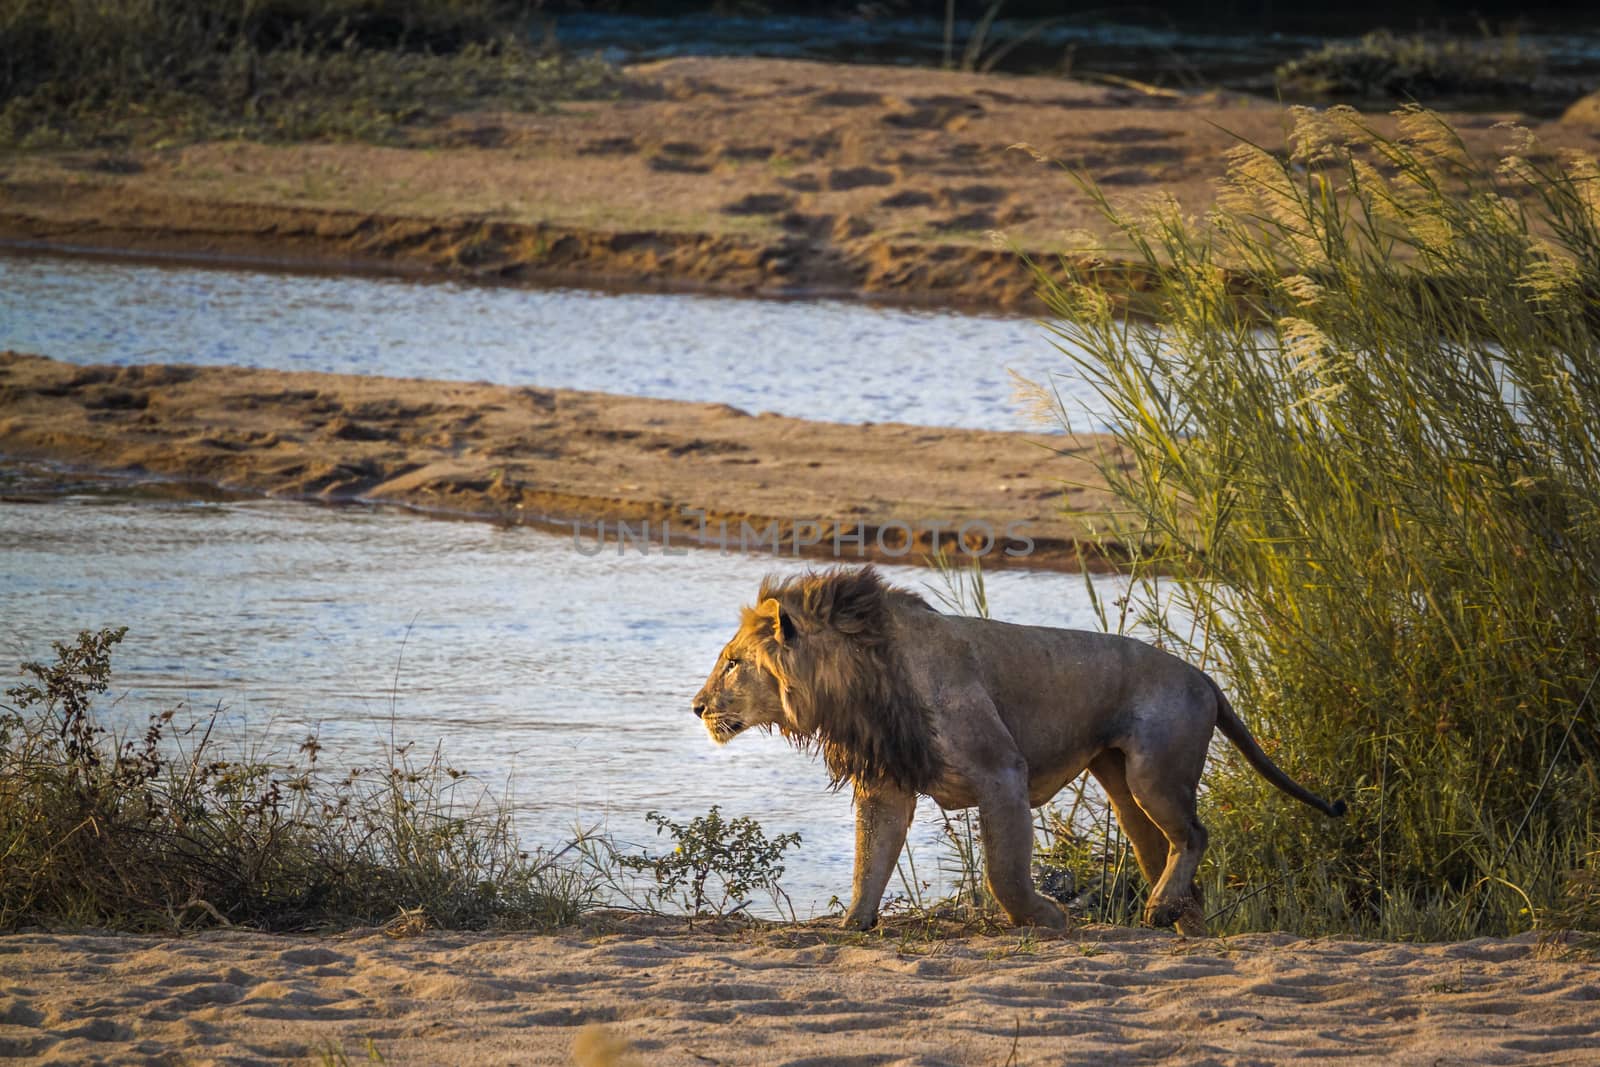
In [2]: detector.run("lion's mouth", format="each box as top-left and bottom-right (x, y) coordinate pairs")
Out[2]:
(705, 715), (746, 744)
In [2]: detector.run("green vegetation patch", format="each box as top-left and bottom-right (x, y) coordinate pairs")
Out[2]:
(1277, 30), (1544, 100)
(0, 0), (625, 149)
(0, 628), (601, 932)
(618, 807), (802, 923)
(1034, 106), (1600, 939)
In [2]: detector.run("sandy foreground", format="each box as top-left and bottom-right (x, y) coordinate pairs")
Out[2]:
(1, 916), (1596, 1066)
(3, 57), (1597, 310)
(0, 351), (1126, 570)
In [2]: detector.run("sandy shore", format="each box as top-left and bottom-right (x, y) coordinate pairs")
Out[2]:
(0, 352), (1126, 570)
(5, 57), (1596, 310)
(2, 917), (1595, 1065)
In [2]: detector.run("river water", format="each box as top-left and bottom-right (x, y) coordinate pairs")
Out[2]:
(0, 252), (1126, 915)
(0, 253), (1111, 432)
(546, 11), (1600, 94)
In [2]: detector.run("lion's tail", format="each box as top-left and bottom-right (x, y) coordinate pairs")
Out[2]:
(1208, 677), (1347, 819)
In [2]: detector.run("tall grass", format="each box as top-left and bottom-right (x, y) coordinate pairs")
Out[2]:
(1, 628), (601, 932)
(0, 0), (621, 148)
(1031, 106), (1600, 938)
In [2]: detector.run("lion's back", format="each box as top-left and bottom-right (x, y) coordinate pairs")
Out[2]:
(896, 607), (1200, 730)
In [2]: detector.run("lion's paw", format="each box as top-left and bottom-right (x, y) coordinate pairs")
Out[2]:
(1019, 898), (1070, 930)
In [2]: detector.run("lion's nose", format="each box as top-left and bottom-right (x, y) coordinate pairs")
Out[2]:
(692, 701), (707, 719)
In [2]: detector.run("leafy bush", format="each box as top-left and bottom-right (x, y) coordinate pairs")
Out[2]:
(1277, 31), (1543, 100)
(0, 0), (623, 148)
(1033, 106), (1600, 938)
(619, 806), (801, 923)
(1, 628), (600, 932)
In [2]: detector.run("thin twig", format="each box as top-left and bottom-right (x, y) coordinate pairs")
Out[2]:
(1205, 863), (1309, 926)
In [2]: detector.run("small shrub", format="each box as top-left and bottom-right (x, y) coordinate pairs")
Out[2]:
(1277, 31), (1543, 100)
(1, 627), (601, 932)
(619, 806), (801, 923)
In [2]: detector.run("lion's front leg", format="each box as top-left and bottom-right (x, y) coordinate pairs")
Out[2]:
(841, 784), (915, 930)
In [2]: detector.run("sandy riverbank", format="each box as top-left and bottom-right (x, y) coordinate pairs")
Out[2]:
(5, 57), (1597, 310)
(2, 916), (1595, 1065)
(0, 352), (1128, 571)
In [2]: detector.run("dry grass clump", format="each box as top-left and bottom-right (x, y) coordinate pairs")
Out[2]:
(1033, 106), (1600, 939)
(1552, 850), (1600, 939)
(0, 0), (623, 148)
(1276, 30), (1545, 101)
(1, 628), (600, 932)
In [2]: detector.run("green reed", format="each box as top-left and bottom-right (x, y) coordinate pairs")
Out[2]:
(1030, 106), (1600, 938)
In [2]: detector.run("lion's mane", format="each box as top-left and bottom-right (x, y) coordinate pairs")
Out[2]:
(745, 567), (942, 794)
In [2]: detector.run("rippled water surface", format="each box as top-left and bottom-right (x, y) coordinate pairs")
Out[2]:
(0, 253), (1110, 431)
(1, 492), (1127, 914)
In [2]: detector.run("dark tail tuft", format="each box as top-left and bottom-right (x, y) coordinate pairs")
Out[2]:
(1208, 676), (1349, 821)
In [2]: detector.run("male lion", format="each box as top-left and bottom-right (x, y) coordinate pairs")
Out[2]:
(691, 566), (1346, 935)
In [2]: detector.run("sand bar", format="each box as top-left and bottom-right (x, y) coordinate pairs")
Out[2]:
(5, 58), (1596, 311)
(0, 351), (1126, 571)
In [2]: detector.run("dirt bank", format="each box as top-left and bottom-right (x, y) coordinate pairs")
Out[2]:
(1, 918), (1594, 1065)
(0, 352), (1128, 571)
(5, 57), (1594, 310)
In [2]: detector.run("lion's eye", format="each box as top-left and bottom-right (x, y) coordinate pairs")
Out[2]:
(724, 659), (739, 674)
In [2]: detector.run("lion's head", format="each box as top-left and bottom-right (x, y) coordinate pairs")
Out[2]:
(690, 605), (788, 745)
(691, 566), (942, 793)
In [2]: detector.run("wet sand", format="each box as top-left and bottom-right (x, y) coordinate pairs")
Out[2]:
(2, 917), (1595, 1066)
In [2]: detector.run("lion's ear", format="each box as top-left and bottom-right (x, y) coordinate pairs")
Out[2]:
(755, 597), (798, 646)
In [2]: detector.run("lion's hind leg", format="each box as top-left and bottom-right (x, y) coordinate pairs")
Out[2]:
(1088, 751), (1176, 903)
(1120, 748), (1210, 936)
